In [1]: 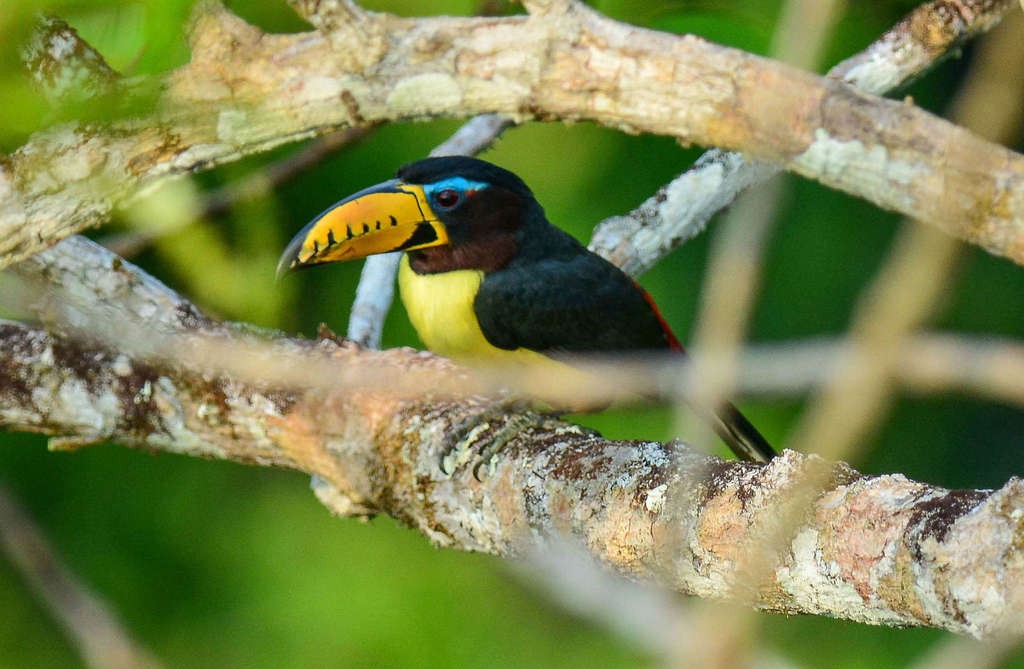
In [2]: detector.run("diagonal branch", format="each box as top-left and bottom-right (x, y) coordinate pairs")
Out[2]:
(588, 0), (1018, 275)
(3, 0), (1023, 271)
(21, 16), (121, 104)
(0, 484), (163, 669)
(790, 12), (1024, 462)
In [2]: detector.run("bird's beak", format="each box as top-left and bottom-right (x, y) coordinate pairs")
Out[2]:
(276, 179), (449, 278)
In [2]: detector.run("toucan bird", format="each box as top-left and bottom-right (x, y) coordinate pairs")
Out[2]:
(278, 156), (776, 463)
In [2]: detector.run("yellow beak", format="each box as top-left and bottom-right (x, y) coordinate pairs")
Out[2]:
(277, 180), (449, 277)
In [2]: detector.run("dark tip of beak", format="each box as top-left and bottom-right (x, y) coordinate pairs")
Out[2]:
(275, 257), (292, 281)
(276, 232), (306, 280)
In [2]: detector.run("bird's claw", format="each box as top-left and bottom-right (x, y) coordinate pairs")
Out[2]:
(440, 419), (494, 475)
(439, 401), (535, 479)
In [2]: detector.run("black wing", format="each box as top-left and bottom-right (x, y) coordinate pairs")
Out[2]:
(474, 243), (777, 464)
(473, 249), (672, 354)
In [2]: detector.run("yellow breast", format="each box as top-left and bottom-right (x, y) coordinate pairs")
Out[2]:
(398, 255), (598, 408)
(398, 255), (496, 357)
(397, 256), (565, 365)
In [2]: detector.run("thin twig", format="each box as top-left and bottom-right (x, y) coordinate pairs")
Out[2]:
(740, 335), (1024, 407)
(0, 483), (162, 669)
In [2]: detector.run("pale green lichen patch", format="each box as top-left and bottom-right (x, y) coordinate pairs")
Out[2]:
(796, 127), (926, 212)
(216, 109), (250, 143)
(387, 73), (463, 114)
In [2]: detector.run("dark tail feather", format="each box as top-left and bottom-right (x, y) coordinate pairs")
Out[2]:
(710, 402), (777, 463)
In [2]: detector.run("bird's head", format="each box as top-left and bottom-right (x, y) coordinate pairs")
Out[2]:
(277, 156), (539, 277)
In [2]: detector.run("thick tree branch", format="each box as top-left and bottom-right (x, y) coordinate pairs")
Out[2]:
(589, 0), (1018, 275)
(1, 313), (1023, 638)
(2, 236), (1023, 638)
(2, 0), (1023, 271)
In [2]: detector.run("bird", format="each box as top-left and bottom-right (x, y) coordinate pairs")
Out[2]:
(278, 156), (776, 463)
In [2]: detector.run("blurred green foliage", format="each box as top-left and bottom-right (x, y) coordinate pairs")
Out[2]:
(1, 0), (1023, 667)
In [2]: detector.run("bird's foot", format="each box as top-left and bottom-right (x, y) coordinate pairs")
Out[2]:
(440, 399), (537, 479)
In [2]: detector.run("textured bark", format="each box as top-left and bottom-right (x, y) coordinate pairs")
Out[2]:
(1, 315), (1023, 639)
(2, 236), (1023, 639)
(2, 0), (1024, 269)
(588, 0), (1018, 275)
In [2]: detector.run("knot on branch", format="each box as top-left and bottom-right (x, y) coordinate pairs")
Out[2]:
(285, 0), (385, 69)
(185, 2), (267, 75)
(22, 16), (120, 107)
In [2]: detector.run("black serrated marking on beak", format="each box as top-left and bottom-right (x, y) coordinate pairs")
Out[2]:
(395, 222), (440, 251)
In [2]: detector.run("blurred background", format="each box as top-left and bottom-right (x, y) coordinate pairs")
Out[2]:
(1, 0), (1023, 666)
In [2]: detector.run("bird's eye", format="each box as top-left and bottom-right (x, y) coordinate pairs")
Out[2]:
(435, 188), (461, 209)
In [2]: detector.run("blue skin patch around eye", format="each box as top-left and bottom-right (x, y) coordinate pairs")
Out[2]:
(423, 177), (491, 202)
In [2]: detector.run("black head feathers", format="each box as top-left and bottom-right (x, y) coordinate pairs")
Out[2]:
(397, 156), (535, 200)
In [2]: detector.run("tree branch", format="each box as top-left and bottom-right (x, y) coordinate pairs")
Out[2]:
(680, 0), (843, 457)
(790, 12), (1024, 462)
(20, 16), (121, 105)
(3, 0), (1023, 271)
(5, 1), (1024, 643)
(1, 311), (1022, 638)
(738, 335), (1024, 407)
(2, 236), (1023, 638)
(588, 0), (1018, 275)
(103, 125), (375, 258)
